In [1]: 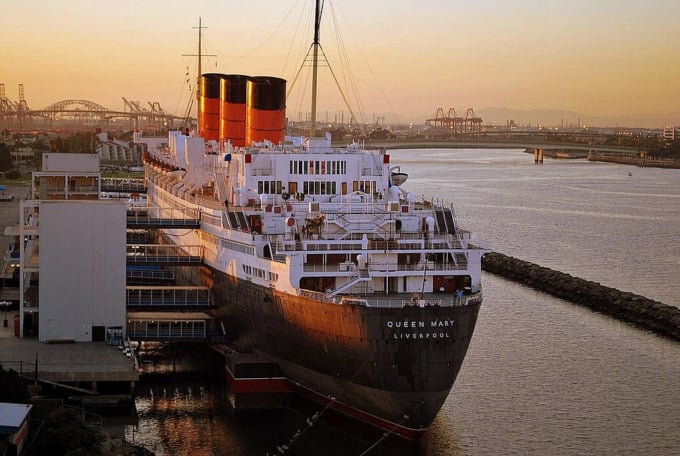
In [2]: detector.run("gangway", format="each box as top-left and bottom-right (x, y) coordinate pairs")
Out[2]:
(127, 207), (201, 229)
(127, 311), (210, 341)
(126, 267), (175, 284)
(101, 178), (146, 193)
(126, 285), (213, 309)
(126, 244), (203, 265)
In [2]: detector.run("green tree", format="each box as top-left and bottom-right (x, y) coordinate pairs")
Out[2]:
(50, 137), (64, 152)
(0, 142), (12, 171)
(0, 366), (30, 403)
(34, 408), (104, 456)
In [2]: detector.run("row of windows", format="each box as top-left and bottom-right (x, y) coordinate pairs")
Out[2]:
(243, 264), (278, 281)
(257, 179), (377, 196)
(222, 238), (255, 256)
(302, 181), (338, 195)
(290, 160), (347, 175)
(353, 180), (378, 194)
(258, 180), (283, 195)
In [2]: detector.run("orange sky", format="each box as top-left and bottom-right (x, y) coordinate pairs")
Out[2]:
(2, 0), (679, 127)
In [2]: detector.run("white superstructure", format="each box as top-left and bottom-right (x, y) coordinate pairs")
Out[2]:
(138, 130), (485, 306)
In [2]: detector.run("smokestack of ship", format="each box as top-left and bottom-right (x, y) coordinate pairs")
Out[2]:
(199, 73), (222, 141)
(201, 73), (286, 147)
(246, 76), (286, 146)
(219, 74), (248, 147)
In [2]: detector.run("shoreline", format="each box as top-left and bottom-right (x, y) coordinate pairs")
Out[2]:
(586, 155), (680, 169)
(521, 149), (680, 169)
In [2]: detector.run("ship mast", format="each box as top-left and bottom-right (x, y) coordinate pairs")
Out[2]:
(183, 18), (214, 133)
(197, 17), (202, 133)
(309, 0), (322, 138)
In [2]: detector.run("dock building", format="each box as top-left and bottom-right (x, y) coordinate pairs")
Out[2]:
(9, 153), (126, 343)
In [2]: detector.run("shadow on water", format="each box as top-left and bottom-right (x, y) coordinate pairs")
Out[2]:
(126, 342), (441, 455)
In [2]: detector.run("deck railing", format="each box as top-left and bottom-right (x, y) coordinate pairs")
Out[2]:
(126, 244), (203, 264)
(126, 286), (212, 307)
(297, 289), (483, 308)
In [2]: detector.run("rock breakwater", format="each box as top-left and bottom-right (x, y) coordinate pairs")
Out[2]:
(482, 252), (680, 342)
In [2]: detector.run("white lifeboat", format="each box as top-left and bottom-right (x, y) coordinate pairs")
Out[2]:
(390, 166), (408, 186)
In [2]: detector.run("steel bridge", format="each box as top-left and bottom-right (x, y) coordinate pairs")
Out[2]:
(0, 97), (189, 131)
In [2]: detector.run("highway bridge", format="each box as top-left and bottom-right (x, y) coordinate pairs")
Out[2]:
(361, 138), (646, 157)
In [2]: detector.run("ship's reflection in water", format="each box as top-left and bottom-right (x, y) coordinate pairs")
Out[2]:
(126, 376), (430, 455)
(124, 343), (428, 456)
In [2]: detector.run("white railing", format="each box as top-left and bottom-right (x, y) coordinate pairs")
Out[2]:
(301, 260), (469, 273)
(296, 289), (483, 308)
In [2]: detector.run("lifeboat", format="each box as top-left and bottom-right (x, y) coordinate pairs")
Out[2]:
(390, 166), (408, 186)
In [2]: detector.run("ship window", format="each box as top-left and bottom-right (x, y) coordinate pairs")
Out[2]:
(321, 161), (326, 175)
(257, 180), (282, 194)
(304, 161), (308, 174)
(303, 182), (309, 194)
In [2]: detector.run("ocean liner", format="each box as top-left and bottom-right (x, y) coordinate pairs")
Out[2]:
(134, 1), (487, 439)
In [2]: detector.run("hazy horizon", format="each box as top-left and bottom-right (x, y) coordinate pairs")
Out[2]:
(2, 0), (679, 129)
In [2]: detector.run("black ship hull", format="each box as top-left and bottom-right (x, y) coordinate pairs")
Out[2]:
(203, 265), (481, 438)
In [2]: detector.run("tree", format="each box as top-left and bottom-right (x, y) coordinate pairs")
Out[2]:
(32, 407), (104, 456)
(0, 142), (13, 171)
(0, 366), (30, 403)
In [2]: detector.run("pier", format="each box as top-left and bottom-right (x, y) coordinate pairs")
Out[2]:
(0, 317), (138, 400)
(482, 252), (680, 341)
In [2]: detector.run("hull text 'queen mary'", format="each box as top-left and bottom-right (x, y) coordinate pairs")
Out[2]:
(135, 1), (488, 440)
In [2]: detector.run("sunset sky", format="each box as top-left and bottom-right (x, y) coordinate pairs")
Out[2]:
(2, 0), (679, 127)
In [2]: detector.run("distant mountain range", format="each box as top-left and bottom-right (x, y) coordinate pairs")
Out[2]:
(474, 107), (679, 130)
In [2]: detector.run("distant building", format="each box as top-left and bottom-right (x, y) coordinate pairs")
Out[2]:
(11, 147), (34, 167)
(662, 126), (678, 142)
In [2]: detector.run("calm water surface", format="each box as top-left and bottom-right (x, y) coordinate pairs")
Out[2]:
(125, 149), (680, 455)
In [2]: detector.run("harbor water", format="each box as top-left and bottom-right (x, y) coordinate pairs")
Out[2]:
(124, 149), (680, 455)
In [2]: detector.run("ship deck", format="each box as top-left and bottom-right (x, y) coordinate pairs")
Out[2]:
(300, 289), (482, 308)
